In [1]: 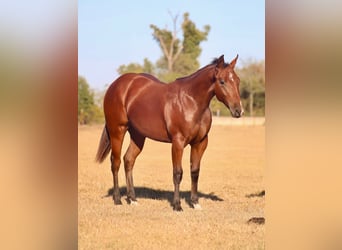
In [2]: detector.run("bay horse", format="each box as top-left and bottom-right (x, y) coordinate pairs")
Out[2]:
(95, 55), (243, 211)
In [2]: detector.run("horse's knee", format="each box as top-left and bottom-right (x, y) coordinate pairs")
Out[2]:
(191, 164), (200, 178)
(173, 169), (183, 184)
(191, 165), (200, 174)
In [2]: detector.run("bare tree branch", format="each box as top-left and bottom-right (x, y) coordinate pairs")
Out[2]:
(155, 33), (170, 60)
(167, 11), (183, 72)
(173, 44), (183, 62)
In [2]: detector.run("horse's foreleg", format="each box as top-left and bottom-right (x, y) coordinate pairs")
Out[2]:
(123, 129), (145, 204)
(190, 135), (208, 209)
(171, 136), (185, 211)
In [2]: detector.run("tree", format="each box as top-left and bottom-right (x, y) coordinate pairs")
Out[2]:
(151, 12), (210, 78)
(117, 58), (154, 75)
(238, 60), (265, 116)
(117, 12), (210, 83)
(78, 76), (103, 124)
(175, 13), (210, 75)
(150, 12), (183, 73)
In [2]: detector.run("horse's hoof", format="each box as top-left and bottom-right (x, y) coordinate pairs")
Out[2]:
(193, 203), (202, 210)
(173, 205), (183, 212)
(130, 200), (138, 206)
(126, 197), (138, 205)
(113, 199), (122, 205)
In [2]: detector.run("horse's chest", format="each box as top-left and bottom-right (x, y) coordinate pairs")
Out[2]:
(166, 93), (198, 120)
(170, 114), (210, 144)
(164, 93), (211, 143)
(189, 119), (210, 142)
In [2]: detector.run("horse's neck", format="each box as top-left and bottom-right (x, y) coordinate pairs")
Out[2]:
(183, 66), (215, 109)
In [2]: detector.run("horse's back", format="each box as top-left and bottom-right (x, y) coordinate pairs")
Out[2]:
(139, 73), (165, 84)
(104, 73), (164, 105)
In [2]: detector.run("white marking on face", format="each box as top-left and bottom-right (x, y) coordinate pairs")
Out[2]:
(229, 72), (234, 81)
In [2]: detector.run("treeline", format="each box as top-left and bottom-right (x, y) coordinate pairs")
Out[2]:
(78, 12), (264, 124)
(78, 76), (104, 124)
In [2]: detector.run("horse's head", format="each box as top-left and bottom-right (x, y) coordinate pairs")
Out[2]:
(213, 55), (244, 118)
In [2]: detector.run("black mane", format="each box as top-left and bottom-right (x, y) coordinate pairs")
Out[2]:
(211, 58), (229, 67)
(175, 57), (227, 82)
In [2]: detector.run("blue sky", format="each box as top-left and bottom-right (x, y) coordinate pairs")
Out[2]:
(78, 1), (264, 89)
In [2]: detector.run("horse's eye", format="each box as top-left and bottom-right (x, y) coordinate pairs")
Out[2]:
(219, 79), (225, 85)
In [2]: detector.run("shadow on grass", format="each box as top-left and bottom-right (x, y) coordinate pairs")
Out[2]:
(104, 186), (224, 208)
(245, 190), (265, 198)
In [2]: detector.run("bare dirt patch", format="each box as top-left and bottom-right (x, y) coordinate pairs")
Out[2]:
(79, 124), (265, 249)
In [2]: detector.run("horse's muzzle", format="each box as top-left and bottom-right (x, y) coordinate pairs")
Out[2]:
(232, 108), (244, 118)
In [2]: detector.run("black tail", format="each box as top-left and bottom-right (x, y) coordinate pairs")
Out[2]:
(95, 126), (111, 163)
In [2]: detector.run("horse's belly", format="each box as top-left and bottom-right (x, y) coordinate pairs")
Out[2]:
(128, 109), (170, 143)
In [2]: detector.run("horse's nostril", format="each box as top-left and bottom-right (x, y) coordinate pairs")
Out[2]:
(234, 109), (241, 118)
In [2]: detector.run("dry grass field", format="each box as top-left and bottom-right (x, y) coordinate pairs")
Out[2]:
(79, 121), (265, 249)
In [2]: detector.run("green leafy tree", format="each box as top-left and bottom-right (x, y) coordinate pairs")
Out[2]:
(150, 13), (183, 73)
(117, 58), (154, 75)
(78, 76), (103, 124)
(142, 58), (154, 74)
(174, 13), (210, 75)
(117, 12), (210, 82)
(151, 12), (210, 79)
(238, 60), (265, 116)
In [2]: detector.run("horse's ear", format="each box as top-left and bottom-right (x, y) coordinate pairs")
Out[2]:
(216, 55), (225, 69)
(229, 54), (239, 69)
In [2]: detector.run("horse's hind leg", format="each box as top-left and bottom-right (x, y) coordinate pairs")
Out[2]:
(123, 128), (145, 204)
(109, 125), (127, 205)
